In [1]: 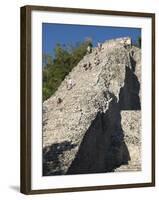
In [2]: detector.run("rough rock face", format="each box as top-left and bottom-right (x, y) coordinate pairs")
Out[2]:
(43, 37), (141, 176)
(115, 111), (141, 172)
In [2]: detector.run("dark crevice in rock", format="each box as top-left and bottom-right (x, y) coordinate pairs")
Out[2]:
(129, 53), (136, 73)
(67, 94), (130, 175)
(119, 55), (141, 110)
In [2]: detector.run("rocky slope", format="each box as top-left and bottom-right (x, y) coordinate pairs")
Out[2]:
(42, 37), (141, 176)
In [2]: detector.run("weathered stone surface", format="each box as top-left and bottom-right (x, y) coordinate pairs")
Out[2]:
(115, 111), (141, 172)
(43, 37), (141, 176)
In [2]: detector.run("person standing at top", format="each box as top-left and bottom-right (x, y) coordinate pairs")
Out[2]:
(97, 42), (102, 51)
(87, 44), (92, 54)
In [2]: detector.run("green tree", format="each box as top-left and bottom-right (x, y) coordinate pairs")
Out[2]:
(42, 40), (92, 101)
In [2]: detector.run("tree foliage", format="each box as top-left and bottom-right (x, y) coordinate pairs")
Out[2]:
(43, 40), (92, 101)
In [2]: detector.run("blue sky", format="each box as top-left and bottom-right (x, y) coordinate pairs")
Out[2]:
(42, 23), (141, 57)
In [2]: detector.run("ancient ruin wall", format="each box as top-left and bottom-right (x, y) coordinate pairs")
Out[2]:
(43, 37), (141, 175)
